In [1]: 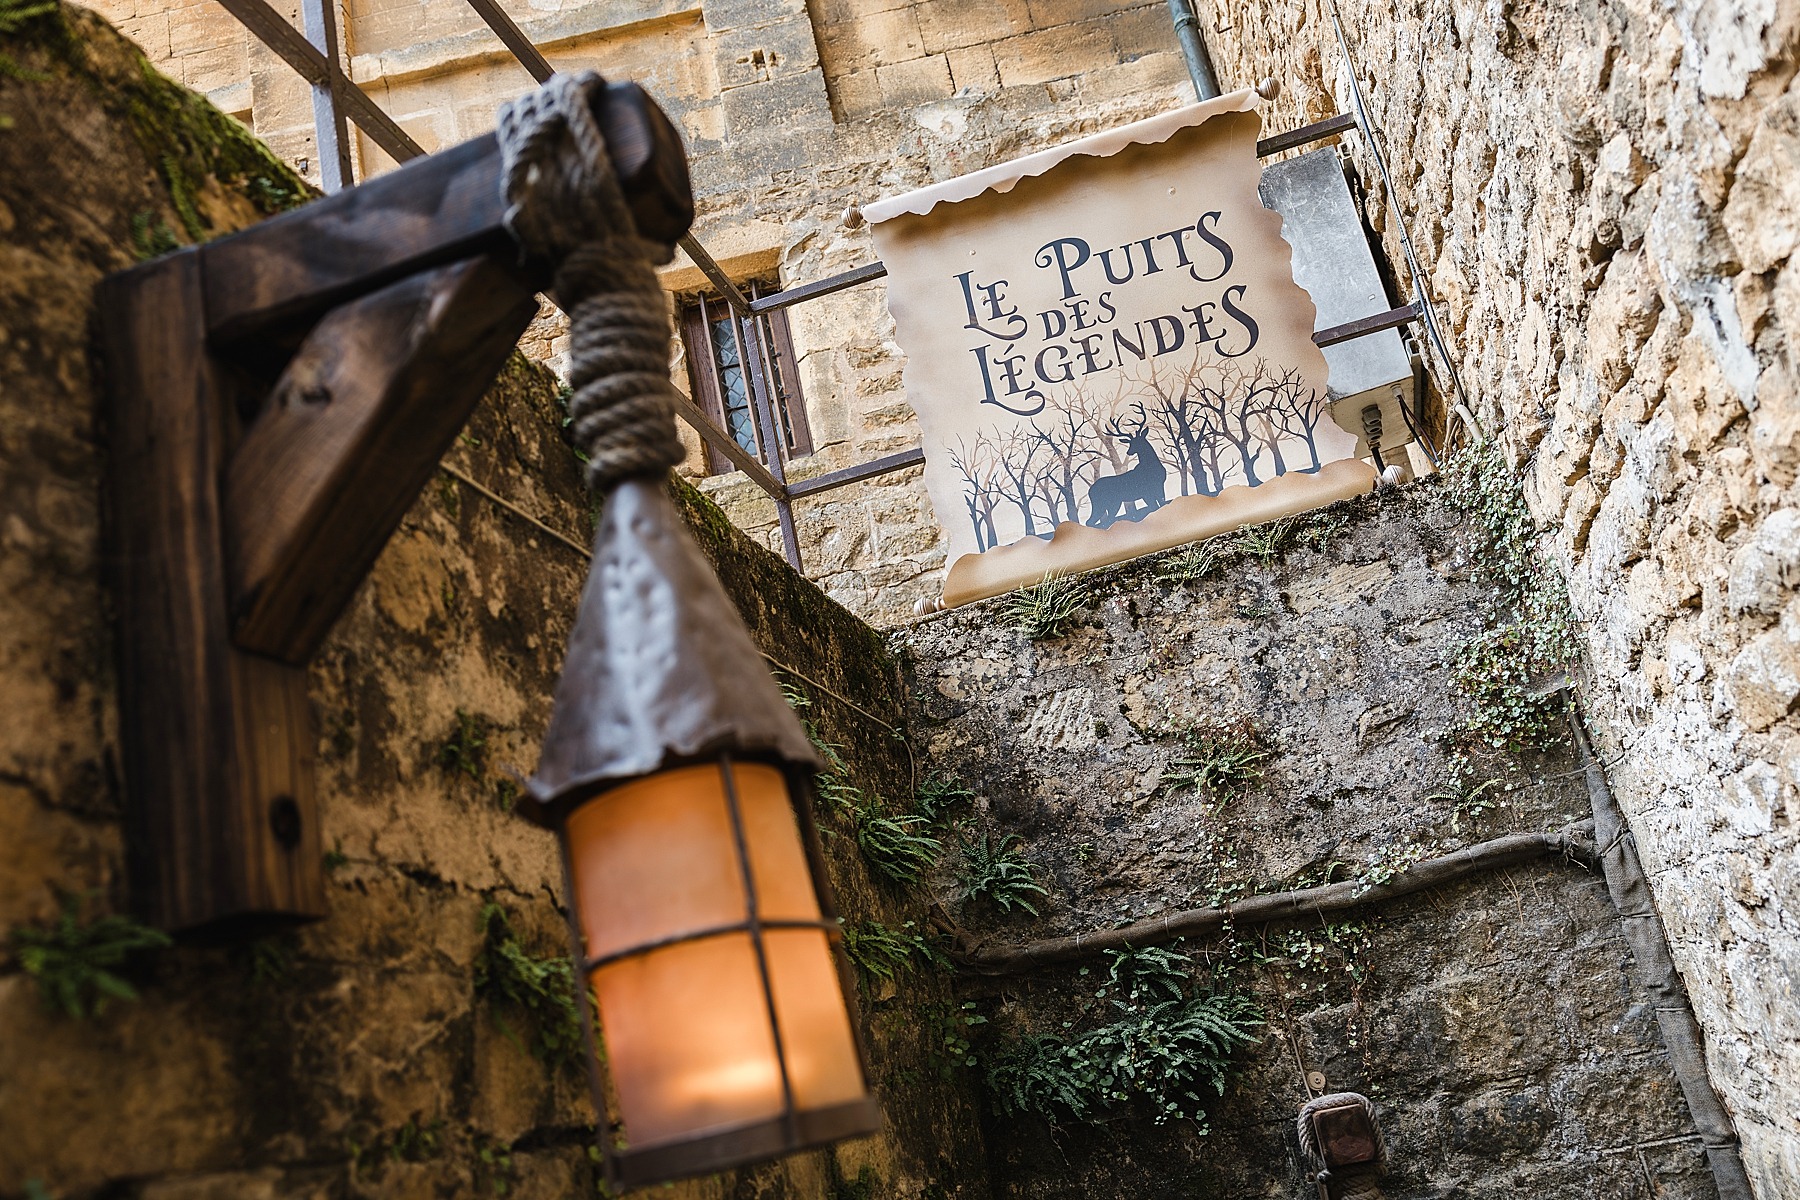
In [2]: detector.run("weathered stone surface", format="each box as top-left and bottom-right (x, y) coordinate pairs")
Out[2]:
(0, 15), (988, 1197)
(1189, 0), (1800, 1188)
(898, 486), (1720, 1198)
(17, 0), (1800, 1191)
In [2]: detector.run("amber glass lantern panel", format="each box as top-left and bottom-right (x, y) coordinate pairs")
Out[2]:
(564, 762), (867, 1150)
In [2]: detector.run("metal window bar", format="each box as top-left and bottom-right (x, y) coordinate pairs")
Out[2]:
(299, 0), (353, 191)
(218, 0), (1450, 575)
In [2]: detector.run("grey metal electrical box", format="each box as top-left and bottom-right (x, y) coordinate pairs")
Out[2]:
(1259, 147), (1413, 457)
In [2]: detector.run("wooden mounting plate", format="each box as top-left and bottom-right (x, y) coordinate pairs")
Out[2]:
(100, 251), (325, 936)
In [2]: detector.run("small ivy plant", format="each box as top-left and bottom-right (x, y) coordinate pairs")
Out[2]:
(439, 709), (490, 778)
(954, 833), (1048, 916)
(477, 1135), (517, 1196)
(473, 904), (588, 1075)
(927, 999), (988, 1076)
(9, 891), (172, 1019)
(1354, 836), (1435, 895)
(387, 1116), (445, 1163)
(1006, 572), (1087, 640)
(1441, 439), (1579, 748)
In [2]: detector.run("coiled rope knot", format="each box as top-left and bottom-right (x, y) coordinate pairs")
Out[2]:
(496, 70), (686, 492)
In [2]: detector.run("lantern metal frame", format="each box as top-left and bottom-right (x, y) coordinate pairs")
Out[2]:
(518, 474), (883, 1186)
(552, 752), (879, 1188)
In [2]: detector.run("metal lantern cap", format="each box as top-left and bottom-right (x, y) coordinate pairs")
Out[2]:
(523, 478), (819, 821)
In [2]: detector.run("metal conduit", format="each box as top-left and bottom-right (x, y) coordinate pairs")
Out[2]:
(1166, 0), (1221, 101)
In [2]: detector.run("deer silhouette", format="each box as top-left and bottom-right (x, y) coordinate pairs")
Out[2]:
(1086, 402), (1168, 528)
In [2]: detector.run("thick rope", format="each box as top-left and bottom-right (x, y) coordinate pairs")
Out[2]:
(1297, 1092), (1386, 1200)
(496, 70), (686, 492)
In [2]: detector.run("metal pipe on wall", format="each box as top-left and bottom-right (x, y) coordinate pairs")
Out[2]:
(1165, 0), (1221, 101)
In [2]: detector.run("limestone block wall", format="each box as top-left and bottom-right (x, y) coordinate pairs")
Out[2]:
(899, 484), (1720, 1198)
(0, 13), (990, 1197)
(1184, 0), (1800, 1190)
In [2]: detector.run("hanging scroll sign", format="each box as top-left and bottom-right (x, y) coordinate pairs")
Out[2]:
(867, 91), (1374, 608)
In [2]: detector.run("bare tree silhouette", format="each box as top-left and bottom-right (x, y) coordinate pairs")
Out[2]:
(1254, 363), (1331, 472)
(1028, 390), (1104, 526)
(994, 426), (1050, 538)
(948, 434), (1002, 550)
(1188, 365), (1263, 488)
(945, 356), (1335, 551)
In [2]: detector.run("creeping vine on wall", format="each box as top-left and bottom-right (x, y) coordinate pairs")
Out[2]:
(1442, 440), (1580, 749)
(472, 903), (588, 1075)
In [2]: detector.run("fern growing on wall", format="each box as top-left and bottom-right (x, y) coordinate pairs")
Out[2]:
(851, 794), (943, 885)
(954, 833), (1048, 916)
(842, 919), (944, 982)
(1006, 572), (1087, 640)
(986, 991), (1260, 1128)
(1162, 717), (1272, 803)
(9, 891), (171, 1019)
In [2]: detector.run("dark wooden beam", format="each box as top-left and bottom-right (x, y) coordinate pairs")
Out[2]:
(100, 251), (325, 936)
(225, 257), (541, 663)
(201, 80), (691, 349)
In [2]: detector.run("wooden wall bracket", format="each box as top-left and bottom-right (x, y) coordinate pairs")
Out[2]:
(99, 80), (692, 937)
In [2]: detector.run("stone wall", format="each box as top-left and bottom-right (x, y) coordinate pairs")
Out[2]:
(898, 484), (1720, 1199)
(0, 14), (989, 1197)
(1188, 0), (1800, 1191)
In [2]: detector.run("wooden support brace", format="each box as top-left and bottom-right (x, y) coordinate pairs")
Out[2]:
(98, 81), (695, 936)
(226, 256), (540, 663)
(101, 253), (324, 937)
(201, 79), (689, 351)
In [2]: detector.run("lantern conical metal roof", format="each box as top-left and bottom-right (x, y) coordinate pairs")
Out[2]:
(523, 477), (820, 824)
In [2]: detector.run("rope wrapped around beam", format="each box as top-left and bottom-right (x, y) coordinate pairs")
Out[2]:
(496, 70), (686, 492)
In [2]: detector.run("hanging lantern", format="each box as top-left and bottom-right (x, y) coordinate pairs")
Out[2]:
(519, 477), (880, 1188)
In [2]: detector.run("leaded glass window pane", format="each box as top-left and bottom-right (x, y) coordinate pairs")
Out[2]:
(708, 315), (757, 455)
